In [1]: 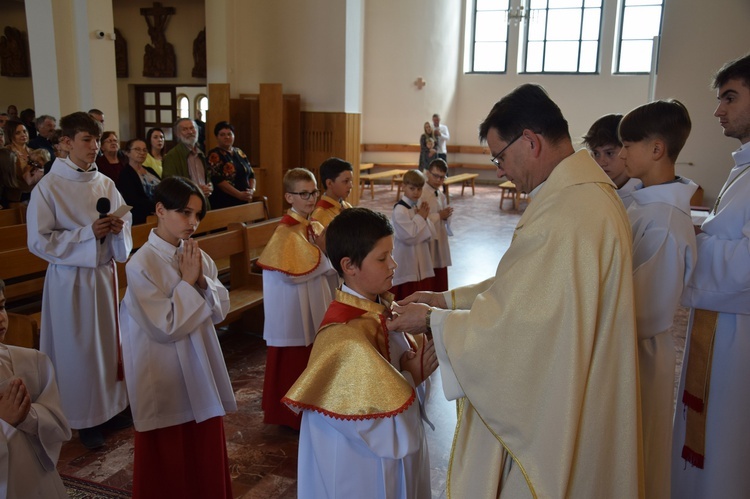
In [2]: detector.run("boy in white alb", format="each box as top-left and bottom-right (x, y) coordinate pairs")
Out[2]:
(419, 158), (453, 291)
(26, 112), (133, 450)
(258, 168), (337, 430)
(0, 279), (71, 499)
(618, 99), (698, 499)
(583, 113), (641, 208)
(391, 169), (434, 301)
(283, 208), (437, 499)
(120, 178), (236, 498)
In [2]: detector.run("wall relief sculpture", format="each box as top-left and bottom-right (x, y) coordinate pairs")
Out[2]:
(192, 29), (206, 78)
(0, 26), (30, 77)
(141, 2), (176, 78)
(115, 28), (128, 78)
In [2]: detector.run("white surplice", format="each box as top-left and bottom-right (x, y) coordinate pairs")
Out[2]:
(26, 157), (132, 428)
(419, 186), (452, 269)
(261, 258), (337, 348)
(628, 177), (697, 499)
(119, 230), (236, 432)
(391, 197), (434, 286)
(672, 144), (750, 498)
(296, 287), (431, 499)
(0, 344), (71, 499)
(618, 177), (642, 208)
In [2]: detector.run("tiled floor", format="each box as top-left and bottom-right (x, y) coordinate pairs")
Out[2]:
(56, 181), (687, 498)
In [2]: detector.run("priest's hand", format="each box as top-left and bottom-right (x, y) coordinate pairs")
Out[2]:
(400, 338), (438, 386)
(398, 291), (447, 309)
(0, 378), (31, 427)
(388, 302), (432, 334)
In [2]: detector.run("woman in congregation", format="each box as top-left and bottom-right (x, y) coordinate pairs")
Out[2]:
(143, 127), (166, 178)
(419, 121), (437, 172)
(115, 139), (161, 224)
(206, 121), (256, 209)
(4, 119), (43, 198)
(96, 131), (127, 182)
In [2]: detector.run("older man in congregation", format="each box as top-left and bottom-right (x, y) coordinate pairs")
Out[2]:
(389, 83), (643, 498)
(162, 118), (213, 203)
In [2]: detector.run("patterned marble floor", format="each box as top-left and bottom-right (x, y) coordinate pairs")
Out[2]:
(56, 181), (688, 498)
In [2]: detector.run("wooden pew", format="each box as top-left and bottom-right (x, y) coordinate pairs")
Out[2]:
(0, 206), (25, 227)
(145, 200), (268, 235)
(187, 218), (280, 327)
(0, 223), (29, 251)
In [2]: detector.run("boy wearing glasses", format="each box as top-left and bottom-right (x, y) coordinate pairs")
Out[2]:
(419, 158), (453, 291)
(257, 168), (337, 430)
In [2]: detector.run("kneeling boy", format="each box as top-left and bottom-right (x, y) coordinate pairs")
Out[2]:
(283, 207), (437, 499)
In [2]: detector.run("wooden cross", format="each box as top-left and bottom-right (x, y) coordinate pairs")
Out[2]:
(414, 77), (426, 90)
(140, 2), (176, 30)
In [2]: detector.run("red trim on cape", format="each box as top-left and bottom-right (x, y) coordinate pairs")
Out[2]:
(316, 198), (336, 210)
(681, 445), (705, 469)
(280, 213), (299, 226)
(256, 257), (322, 277)
(319, 300), (367, 327)
(281, 390), (416, 421)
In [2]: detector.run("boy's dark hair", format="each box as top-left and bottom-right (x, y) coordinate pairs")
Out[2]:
(319, 157), (353, 187)
(428, 158), (448, 173)
(153, 176), (207, 220)
(619, 99), (692, 162)
(326, 207), (393, 276)
(713, 53), (750, 89)
(582, 114), (623, 150)
(479, 83), (570, 145)
(59, 112), (102, 139)
(402, 169), (426, 187)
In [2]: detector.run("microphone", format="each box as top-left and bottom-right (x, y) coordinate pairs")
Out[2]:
(96, 197), (110, 245)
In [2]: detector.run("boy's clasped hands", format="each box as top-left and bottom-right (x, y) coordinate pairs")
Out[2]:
(178, 238), (208, 290)
(0, 377), (31, 427)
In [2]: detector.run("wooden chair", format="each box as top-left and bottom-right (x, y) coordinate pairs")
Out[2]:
(498, 181), (528, 211)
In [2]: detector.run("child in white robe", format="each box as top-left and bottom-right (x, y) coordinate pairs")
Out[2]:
(0, 279), (71, 499)
(119, 177), (236, 499)
(619, 100), (698, 499)
(419, 158), (453, 291)
(583, 113), (641, 208)
(257, 168), (337, 430)
(26, 112), (132, 450)
(391, 169), (434, 300)
(284, 207), (437, 499)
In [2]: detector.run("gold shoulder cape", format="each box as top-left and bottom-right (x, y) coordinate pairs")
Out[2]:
(311, 195), (351, 228)
(257, 210), (323, 275)
(283, 290), (415, 420)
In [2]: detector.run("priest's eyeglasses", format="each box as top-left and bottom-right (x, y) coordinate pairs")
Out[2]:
(490, 134), (522, 168)
(288, 189), (320, 200)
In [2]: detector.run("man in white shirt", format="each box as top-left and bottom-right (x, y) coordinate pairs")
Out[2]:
(432, 113), (450, 163)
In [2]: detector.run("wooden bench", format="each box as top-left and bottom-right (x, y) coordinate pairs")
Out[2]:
(359, 169), (407, 199)
(0, 223), (29, 252)
(498, 181), (528, 211)
(443, 173), (479, 202)
(187, 218), (280, 328)
(145, 200), (268, 235)
(0, 206), (26, 227)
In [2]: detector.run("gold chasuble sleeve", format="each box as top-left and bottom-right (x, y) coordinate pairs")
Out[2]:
(283, 291), (415, 419)
(257, 211), (323, 276)
(442, 151), (644, 499)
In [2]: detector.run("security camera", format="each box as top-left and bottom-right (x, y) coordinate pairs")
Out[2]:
(95, 30), (105, 39)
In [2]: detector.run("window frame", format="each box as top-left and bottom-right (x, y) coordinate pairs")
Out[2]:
(520, 1), (603, 75)
(467, 0), (511, 74)
(613, 0), (665, 75)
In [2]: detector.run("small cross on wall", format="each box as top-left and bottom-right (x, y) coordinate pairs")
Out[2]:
(414, 77), (426, 90)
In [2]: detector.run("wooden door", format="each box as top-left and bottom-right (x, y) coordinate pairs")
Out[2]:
(134, 85), (177, 143)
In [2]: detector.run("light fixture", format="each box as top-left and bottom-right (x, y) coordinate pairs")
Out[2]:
(508, 6), (531, 26)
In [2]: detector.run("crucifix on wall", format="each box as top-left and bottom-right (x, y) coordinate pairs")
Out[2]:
(141, 2), (176, 78)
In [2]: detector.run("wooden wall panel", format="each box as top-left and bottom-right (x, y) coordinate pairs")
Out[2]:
(207, 83), (230, 151)
(301, 112), (362, 205)
(259, 84), (284, 217)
